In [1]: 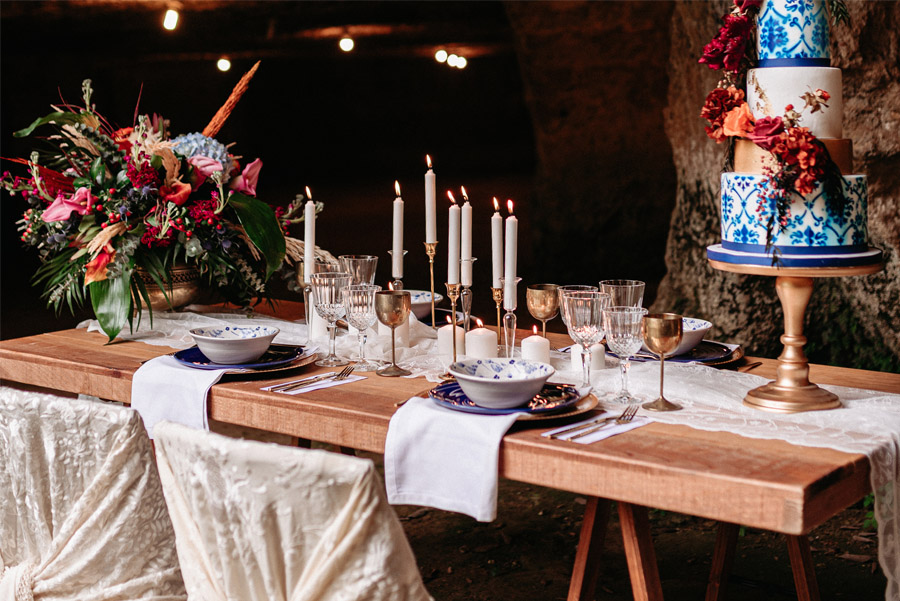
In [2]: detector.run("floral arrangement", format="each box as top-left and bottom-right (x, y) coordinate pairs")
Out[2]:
(1, 64), (295, 341)
(698, 0), (849, 251)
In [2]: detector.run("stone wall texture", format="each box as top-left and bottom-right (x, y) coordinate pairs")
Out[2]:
(655, 0), (900, 372)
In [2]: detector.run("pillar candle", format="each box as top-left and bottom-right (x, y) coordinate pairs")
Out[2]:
(465, 322), (498, 359)
(437, 322), (466, 356)
(425, 155), (437, 243)
(491, 198), (503, 288)
(520, 326), (550, 363)
(460, 194), (473, 286)
(392, 181), (404, 279)
(447, 193), (460, 285)
(303, 186), (316, 284)
(570, 343), (606, 371)
(503, 200), (518, 309)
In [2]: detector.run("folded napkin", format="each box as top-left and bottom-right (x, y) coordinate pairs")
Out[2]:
(260, 374), (366, 395)
(384, 397), (520, 522)
(131, 356), (229, 438)
(541, 411), (650, 444)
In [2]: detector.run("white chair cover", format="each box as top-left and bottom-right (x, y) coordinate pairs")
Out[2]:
(153, 421), (432, 601)
(0, 386), (186, 601)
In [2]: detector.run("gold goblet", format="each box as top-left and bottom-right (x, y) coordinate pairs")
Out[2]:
(375, 290), (412, 377)
(526, 284), (559, 337)
(641, 313), (683, 412)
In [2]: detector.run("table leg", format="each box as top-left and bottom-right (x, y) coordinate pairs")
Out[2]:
(567, 496), (611, 601)
(705, 522), (739, 601)
(786, 535), (821, 601)
(619, 503), (664, 601)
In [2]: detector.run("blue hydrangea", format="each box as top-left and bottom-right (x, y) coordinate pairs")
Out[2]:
(171, 132), (233, 178)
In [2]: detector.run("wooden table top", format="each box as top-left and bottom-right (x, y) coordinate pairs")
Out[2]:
(3, 323), (899, 537)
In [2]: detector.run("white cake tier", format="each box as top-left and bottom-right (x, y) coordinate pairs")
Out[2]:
(720, 172), (867, 255)
(747, 67), (842, 139)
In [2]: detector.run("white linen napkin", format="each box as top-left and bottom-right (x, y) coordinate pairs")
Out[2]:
(131, 355), (229, 438)
(384, 397), (520, 522)
(260, 374), (366, 395)
(541, 411), (650, 444)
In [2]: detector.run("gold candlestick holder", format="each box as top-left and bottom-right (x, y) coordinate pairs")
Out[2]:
(491, 287), (503, 344)
(445, 282), (461, 364)
(425, 241), (438, 328)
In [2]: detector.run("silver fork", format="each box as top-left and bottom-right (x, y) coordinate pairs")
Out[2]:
(274, 363), (354, 393)
(549, 405), (634, 440)
(567, 404), (639, 441)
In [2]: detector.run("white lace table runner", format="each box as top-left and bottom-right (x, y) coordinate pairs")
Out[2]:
(79, 312), (900, 599)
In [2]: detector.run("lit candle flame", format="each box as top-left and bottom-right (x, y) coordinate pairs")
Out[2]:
(394, 180), (401, 197)
(305, 186), (312, 201)
(493, 197), (499, 212)
(447, 190), (456, 204)
(507, 199), (514, 215)
(476, 318), (484, 328)
(388, 282), (394, 291)
(426, 154), (433, 169)
(533, 325), (539, 335)
(446, 315), (453, 325)
(460, 186), (468, 202)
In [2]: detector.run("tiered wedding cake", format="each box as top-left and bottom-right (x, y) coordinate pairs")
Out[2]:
(706, 0), (881, 267)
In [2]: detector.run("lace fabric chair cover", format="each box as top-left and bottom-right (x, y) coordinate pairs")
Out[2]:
(153, 421), (432, 601)
(0, 386), (186, 601)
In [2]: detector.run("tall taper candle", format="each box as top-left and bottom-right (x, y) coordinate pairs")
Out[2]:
(425, 155), (437, 243)
(447, 191), (460, 285)
(491, 197), (503, 288)
(460, 186), (473, 286)
(303, 186), (316, 283)
(392, 180), (404, 279)
(503, 199), (517, 310)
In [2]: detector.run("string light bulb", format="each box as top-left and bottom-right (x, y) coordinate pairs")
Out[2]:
(435, 49), (448, 63)
(339, 37), (354, 52)
(217, 57), (231, 72)
(163, 8), (179, 31)
(447, 54), (459, 68)
(456, 56), (467, 69)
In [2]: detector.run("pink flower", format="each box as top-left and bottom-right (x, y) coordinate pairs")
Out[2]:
(187, 156), (224, 187)
(41, 187), (96, 222)
(229, 158), (262, 196)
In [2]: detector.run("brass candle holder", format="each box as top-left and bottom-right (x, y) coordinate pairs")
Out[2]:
(424, 241), (438, 328)
(445, 282), (462, 364)
(491, 287), (503, 344)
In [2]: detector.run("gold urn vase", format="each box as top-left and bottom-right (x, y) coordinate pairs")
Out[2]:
(135, 264), (214, 311)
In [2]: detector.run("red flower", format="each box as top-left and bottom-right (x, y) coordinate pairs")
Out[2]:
(747, 116), (785, 150)
(126, 158), (161, 189)
(733, 0), (762, 12)
(84, 244), (115, 285)
(701, 86), (745, 142)
(140, 225), (176, 248)
(161, 181), (192, 206)
(699, 14), (754, 73)
(112, 127), (134, 153)
(769, 127), (827, 195)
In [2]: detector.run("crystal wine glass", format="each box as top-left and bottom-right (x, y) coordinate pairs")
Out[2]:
(339, 254), (379, 285)
(342, 283), (382, 372)
(310, 272), (351, 367)
(599, 279), (645, 308)
(375, 290), (412, 377)
(642, 313), (683, 412)
(560, 290), (610, 388)
(556, 285), (598, 337)
(603, 306), (649, 404)
(526, 283), (559, 338)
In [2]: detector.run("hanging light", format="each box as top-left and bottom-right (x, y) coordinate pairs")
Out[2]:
(163, 8), (179, 31)
(455, 56), (467, 69)
(435, 49), (448, 63)
(339, 37), (354, 52)
(217, 57), (232, 72)
(447, 54), (459, 68)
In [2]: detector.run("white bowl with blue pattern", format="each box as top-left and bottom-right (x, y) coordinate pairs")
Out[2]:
(448, 358), (555, 409)
(189, 325), (280, 364)
(674, 317), (712, 356)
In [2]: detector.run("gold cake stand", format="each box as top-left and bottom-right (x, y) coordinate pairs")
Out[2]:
(708, 259), (883, 413)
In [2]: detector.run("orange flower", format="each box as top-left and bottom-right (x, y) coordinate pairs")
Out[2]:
(722, 103), (754, 138)
(112, 127), (134, 153)
(84, 244), (115, 285)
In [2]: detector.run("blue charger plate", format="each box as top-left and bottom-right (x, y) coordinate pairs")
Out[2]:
(174, 344), (308, 370)
(429, 381), (581, 415)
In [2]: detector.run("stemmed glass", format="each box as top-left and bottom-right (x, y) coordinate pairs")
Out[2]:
(603, 306), (649, 404)
(556, 285), (598, 338)
(559, 291), (610, 388)
(342, 284), (382, 372)
(526, 284), (559, 338)
(310, 272), (351, 367)
(642, 313), (683, 412)
(375, 290), (412, 377)
(599, 279), (645, 307)
(339, 254), (379, 285)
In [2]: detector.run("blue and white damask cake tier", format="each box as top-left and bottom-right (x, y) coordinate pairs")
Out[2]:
(708, 173), (882, 267)
(757, 0), (830, 67)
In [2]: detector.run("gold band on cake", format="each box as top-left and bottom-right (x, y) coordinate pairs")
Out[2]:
(733, 138), (853, 175)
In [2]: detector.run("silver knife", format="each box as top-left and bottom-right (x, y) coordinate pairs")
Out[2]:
(548, 415), (616, 439)
(269, 372), (337, 392)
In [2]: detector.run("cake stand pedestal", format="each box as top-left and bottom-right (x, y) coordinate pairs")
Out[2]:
(708, 259), (883, 413)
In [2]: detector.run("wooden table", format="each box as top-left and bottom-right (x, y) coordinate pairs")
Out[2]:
(2, 323), (898, 601)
